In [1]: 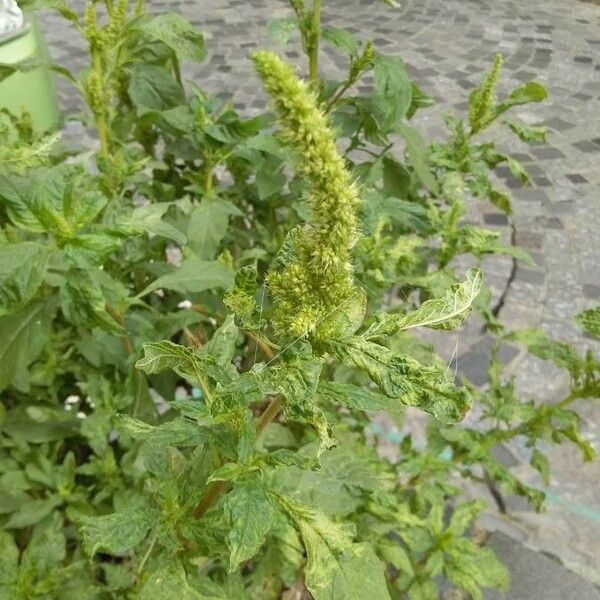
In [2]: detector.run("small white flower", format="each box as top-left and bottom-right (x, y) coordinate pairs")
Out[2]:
(76, 411), (87, 419)
(64, 404), (72, 411)
(154, 289), (165, 297)
(178, 299), (193, 309)
(65, 395), (80, 405)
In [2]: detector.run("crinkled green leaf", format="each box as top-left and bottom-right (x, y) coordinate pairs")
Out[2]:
(78, 506), (158, 556)
(60, 269), (124, 334)
(140, 561), (205, 600)
(329, 337), (471, 423)
(224, 481), (275, 571)
(292, 508), (391, 600)
(374, 268), (483, 334)
(318, 381), (401, 413)
(505, 119), (547, 143)
(495, 81), (548, 115)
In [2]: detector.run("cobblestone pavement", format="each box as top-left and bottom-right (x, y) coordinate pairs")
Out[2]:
(39, 0), (600, 589)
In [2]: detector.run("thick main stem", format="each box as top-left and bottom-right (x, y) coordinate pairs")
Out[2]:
(309, 0), (321, 84)
(192, 396), (283, 520)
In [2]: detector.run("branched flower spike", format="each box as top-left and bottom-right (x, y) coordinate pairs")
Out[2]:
(468, 52), (503, 135)
(252, 51), (360, 340)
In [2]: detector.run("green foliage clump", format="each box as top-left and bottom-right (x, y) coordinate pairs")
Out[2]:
(0, 1), (598, 599)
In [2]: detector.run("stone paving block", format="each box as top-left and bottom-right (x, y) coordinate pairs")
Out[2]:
(484, 532), (600, 600)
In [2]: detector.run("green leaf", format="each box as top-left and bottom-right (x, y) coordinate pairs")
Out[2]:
(0, 298), (56, 392)
(114, 414), (155, 438)
(188, 199), (242, 260)
(374, 54), (411, 109)
(376, 268), (483, 333)
(128, 64), (185, 114)
(447, 500), (486, 536)
(138, 258), (234, 297)
(508, 329), (584, 378)
(224, 481), (275, 571)
(107, 203), (186, 245)
(505, 156), (530, 185)
(322, 26), (360, 57)
(329, 337), (471, 423)
(140, 561), (205, 600)
(206, 462), (245, 483)
(505, 119), (547, 143)
(374, 54), (412, 127)
(445, 539), (509, 600)
(530, 448), (550, 485)
(382, 156), (411, 198)
(135, 340), (208, 380)
(396, 123), (439, 194)
(576, 304), (600, 338)
(0, 165), (73, 235)
(78, 506), (158, 556)
(0, 531), (18, 590)
(5, 496), (62, 528)
(495, 81), (548, 115)
(20, 512), (66, 572)
(203, 315), (239, 367)
(60, 269), (124, 334)
(488, 188), (512, 215)
(136, 13), (206, 62)
(266, 17), (296, 46)
(317, 381), (401, 413)
(0, 242), (50, 316)
(299, 518), (392, 600)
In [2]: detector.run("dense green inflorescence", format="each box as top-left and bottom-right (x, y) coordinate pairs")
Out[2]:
(253, 50), (360, 340)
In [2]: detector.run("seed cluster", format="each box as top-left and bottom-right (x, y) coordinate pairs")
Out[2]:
(253, 51), (360, 339)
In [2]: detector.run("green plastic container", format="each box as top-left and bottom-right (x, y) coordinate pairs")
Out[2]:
(0, 14), (59, 136)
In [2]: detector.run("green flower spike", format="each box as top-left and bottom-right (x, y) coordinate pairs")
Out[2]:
(252, 50), (361, 340)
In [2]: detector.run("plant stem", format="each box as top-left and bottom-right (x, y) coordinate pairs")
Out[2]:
(309, 0), (321, 85)
(136, 527), (158, 580)
(324, 79), (354, 113)
(204, 160), (214, 195)
(192, 479), (228, 519)
(256, 396), (283, 435)
(93, 53), (110, 159)
(192, 396), (283, 519)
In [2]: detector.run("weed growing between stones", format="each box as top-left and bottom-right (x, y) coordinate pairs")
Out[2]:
(0, 1), (598, 598)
